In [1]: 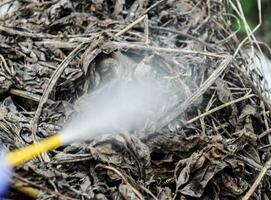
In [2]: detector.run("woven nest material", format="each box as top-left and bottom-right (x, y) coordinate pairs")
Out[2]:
(0, 0), (270, 199)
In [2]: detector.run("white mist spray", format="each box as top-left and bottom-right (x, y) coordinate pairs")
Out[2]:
(60, 75), (179, 144)
(58, 51), (188, 145)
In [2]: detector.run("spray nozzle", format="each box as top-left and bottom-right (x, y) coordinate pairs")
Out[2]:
(4, 134), (63, 167)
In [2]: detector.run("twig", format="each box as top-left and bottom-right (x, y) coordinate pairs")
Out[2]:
(9, 88), (54, 103)
(229, 0), (262, 57)
(14, 175), (76, 200)
(216, 13), (241, 45)
(97, 164), (144, 200)
(115, 15), (149, 43)
(31, 42), (87, 162)
(0, 24), (95, 39)
(0, 24), (58, 38)
(138, 185), (158, 200)
(142, 0), (167, 16)
(259, 128), (271, 139)
(186, 94), (255, 124)
(144, 15), (149, 44)
(115, 15), (147, 37)
(0, 54), (13, 76)
(113, 42), (227, 58)
(12, 181), (40, 199)
(198, 109), (206, 135)
(34, 40), (78, 49)
(242, 158), (271, 200)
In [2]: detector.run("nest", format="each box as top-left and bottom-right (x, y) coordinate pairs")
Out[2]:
(0, 0), (270, 199)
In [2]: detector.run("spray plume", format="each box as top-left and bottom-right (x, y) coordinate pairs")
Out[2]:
(61, 75), (179, 144)
(4, 55), (186, 167)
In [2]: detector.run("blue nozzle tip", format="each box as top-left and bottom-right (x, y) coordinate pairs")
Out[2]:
(0, 160), (12, 197)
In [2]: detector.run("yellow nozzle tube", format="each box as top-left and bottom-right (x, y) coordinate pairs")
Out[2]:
(4, 134), (63, 167)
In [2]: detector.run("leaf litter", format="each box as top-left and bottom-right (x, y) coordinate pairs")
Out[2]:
(0, 0), (270, 199)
